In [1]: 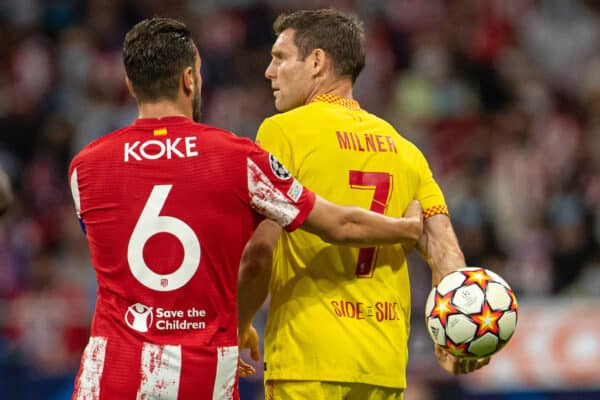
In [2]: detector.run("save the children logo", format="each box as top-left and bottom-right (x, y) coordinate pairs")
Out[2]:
(125, 302), (208, 332)
(125, 302), (154, 332)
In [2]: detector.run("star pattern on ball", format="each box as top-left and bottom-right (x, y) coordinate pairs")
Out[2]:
(462, 269), (492, 290)
(471, 302), (503, 337)
(430, 291), (458, 326)
(445, 339), (469, 357)
(508, 289), (518, 311)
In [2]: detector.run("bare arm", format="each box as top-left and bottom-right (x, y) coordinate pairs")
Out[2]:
(302, 197), (422, 246)
(416, 213), (466, 285)
(417, 213), (491, 374)
(237, 197), (422, 370)
(238, 199), (421, 333)
(0, 168), (12, 217)
(237, 220), (281, 376)
(238, 219), (281, 333)
(238, 197), (421, 332)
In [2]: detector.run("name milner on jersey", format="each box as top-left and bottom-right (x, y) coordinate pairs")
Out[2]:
(336, 131), (398, 153)
(124, 136), (198, 161)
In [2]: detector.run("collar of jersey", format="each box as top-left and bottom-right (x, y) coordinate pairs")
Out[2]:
(310, 94), (361, 111)
(133, 116), (192, 126)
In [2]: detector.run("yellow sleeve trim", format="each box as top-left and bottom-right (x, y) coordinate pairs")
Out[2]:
(423, 205), (449, 219)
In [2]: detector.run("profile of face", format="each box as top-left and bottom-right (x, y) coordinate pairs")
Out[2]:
(265, 28), (314, 112)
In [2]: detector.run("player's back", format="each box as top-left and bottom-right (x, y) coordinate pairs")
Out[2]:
(69, 116), (259, 399)
(257, 96), (446, 388)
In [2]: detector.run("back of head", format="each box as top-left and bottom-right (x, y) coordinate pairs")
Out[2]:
(273, 8), (365, 83)
(123, 17), (197, 102)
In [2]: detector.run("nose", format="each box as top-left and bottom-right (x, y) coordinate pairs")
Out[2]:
(265, 61), (276, 80)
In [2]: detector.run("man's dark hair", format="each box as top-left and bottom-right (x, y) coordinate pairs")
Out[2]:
(273, 9), (365, 83)
(123, 17), (197, 102)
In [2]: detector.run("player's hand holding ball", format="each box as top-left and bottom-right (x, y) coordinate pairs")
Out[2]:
(425, 267), (518, 374)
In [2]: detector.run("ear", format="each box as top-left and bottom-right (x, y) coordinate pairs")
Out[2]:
(310, 48), (330, 78)
(182, 66), (195, 96)
(125, 76), (137, 99)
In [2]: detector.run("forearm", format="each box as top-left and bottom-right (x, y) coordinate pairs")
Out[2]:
(303, 197), (422, 246)
(237, 220), (281, 331)
(417, 213), (466, 284)
(334, 207), (421, 246)
(238, 254), (271, 331)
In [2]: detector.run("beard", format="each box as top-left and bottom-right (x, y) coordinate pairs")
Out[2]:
(192, 83), (202, 122)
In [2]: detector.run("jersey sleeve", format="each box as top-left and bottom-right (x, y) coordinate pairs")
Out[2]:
(68, 153), (87, 234)
(245, 144), (315, 232)
(256, 118), (294, 171)
(414, 150), (449, 219)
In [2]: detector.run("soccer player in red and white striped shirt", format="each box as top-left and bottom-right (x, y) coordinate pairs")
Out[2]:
(68, 17), (422, 400)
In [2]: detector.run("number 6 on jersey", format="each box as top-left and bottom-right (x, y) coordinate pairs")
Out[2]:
(128, 184), (201, 291)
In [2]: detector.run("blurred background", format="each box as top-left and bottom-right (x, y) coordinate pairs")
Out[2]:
(0, 0), (599, 399)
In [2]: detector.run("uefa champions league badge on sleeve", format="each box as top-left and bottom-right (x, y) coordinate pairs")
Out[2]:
(269, 154), (292, 180)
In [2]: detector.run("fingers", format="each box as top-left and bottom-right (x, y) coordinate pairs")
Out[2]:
(454, 358), (476, 375)
(404, 200), (422, 218)
(403, 201), (421, 223)
(402, 200), (423, 241)
(434, 344), (448, 361)
(405, 200), (423, 241)
(434, 345), (491, 375)
(453, 356), (491, 375)
(238, 324), (261, 377)
(476, 356), (490, 369)
(242, 325), (261, 361)
(238, 357), (256, 378)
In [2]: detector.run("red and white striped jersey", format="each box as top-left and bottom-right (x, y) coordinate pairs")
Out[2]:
(68, 116), (315, 399)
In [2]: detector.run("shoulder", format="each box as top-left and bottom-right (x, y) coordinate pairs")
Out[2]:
(70, 126), (128, 168)
(199, 123), (257, 150)
(364, 110), (426, 160)
(193, 123), (269, 168)
(365, 110), (418, 146)
(258, 103), (328, 142)
(263, 103), (322, 126)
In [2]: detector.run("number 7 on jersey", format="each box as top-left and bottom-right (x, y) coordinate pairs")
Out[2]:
(349, 171), (392, 278)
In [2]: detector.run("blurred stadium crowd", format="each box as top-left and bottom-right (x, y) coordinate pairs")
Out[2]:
(1, 0), (599, 399)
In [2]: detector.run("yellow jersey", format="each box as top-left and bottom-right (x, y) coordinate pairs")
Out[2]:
(256, 94), (448, 388)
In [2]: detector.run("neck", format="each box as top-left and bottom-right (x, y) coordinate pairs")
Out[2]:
(137, 98), (192, 120)
(306, 78), (353, 104)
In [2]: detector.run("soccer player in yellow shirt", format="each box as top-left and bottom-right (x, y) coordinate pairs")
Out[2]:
(238, 8), (490, 400)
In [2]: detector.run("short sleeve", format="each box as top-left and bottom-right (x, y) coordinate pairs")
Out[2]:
(414, 150), (449, 219)
(256, 118), (294, 172)
(245, 144), (315, 232)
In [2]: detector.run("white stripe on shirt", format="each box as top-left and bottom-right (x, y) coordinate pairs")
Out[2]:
(136, 342), (182, 399)
(212, 346), (238, 400)
(247, 157), (299, 227)
(75, 336), (107, 400)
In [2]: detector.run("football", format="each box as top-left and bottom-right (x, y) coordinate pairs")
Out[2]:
(425, 267), (518, 359)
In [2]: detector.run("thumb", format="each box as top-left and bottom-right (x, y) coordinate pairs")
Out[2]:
(251, 343), (261, 361)
(403, 200), (422, 218)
